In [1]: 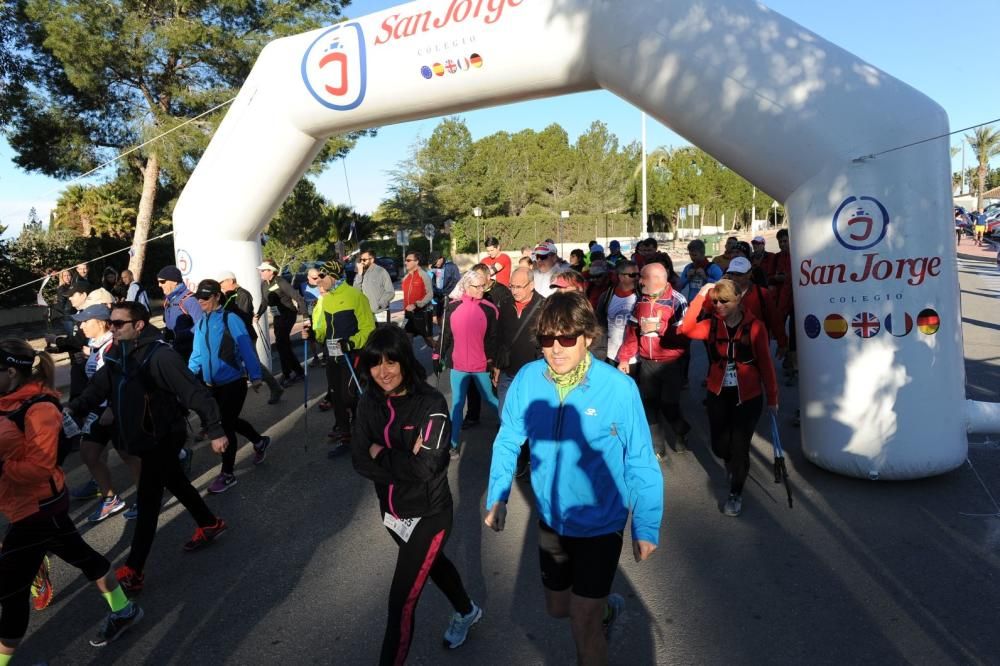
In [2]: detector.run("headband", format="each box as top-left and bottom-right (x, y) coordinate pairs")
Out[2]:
(0, 352), (36, 370)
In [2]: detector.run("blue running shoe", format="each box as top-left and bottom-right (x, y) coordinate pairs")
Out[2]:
(70, 479), (101, 501)
(443, 601), (482, 649)
(88, 495), (126, 523)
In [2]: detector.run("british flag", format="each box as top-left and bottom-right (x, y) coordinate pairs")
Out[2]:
(852, 312), (881, 338)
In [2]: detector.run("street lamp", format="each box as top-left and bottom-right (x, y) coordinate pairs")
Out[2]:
(473, 207), (482, 256)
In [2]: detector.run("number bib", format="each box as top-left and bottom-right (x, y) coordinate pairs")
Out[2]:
(383, 513), (421, 543)
(723, 362), (738, 387)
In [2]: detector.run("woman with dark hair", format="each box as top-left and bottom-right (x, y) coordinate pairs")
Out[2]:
(351, 325), (481, 664)
(485, 291), (663, 665)
(677, 279), (779, 517)
(0, 338), (143, 658)
(568, 248), (586, 271)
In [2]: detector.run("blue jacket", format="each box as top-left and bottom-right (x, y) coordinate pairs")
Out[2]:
(163, 284), (203, 352)
(485, 355), (664, 544)
(188, 308), (262, 385)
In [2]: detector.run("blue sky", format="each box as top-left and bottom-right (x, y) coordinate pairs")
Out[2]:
(2, 0), (997, 237)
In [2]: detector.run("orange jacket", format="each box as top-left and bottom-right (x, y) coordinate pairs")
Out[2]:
(0, 382), (66, 523)
(678, 292), (779, 407)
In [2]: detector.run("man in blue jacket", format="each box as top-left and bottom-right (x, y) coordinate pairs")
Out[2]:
(189, 279), (264, 494)
(158, 265), (202, 361)
(484, 291), (663, 665)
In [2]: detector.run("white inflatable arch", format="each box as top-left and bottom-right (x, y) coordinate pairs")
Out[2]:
(173, 0), (1000, 479)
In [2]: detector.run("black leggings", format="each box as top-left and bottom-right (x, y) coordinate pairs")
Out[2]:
(638, 359), (690, 450)
(212, 380), (249, 475)
(0, 500), (109, 641)
(325, 355), (359, 437)
(706, 388), (763, 494)
(380, 507), (471, 666)
(274, 313), (303, 378)
(128, 433), (217, 572)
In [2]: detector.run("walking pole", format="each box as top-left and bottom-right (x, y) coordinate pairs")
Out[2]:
(769, 412), (793, 508)
(303, 336), (309, 452)
(342, 348), (364, 397)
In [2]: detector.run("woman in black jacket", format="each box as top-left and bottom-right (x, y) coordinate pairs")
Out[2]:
(351, 326), (481, 665)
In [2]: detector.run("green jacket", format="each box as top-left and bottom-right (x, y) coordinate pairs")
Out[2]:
(311, 282), (375, 349)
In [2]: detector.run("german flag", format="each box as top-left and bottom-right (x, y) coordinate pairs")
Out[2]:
(470, 53), (483, 68)
(824, 314), (848, 339)
(917, 308), (940, 335)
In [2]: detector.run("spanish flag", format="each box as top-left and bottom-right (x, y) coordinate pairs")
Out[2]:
(824, 314), (848, 339)
(917, 308), (940, 335)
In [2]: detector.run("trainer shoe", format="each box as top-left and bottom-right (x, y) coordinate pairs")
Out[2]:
(207, 473), (237, 494)
(115, 565), (144, 595)
(253, 436), (272, 465)
(70, 478), (101, 501)
(183, 519), (228, 552)
(602, 593), (625, 639)
(443, 601), (482, 649)
(267, 387), (284, 405)
(327, 442), (349, 459)
(87, 495), (127, 523)
(90, 602), (144, 647)
(179, 447), (194, 477)
(31, 556), (54, 611)
(123, 504), (139, 520)
(723, 493), (743, 517)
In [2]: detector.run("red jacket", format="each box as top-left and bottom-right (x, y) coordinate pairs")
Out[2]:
(679, 292), (779, 407)
(696, 283), (787, 348)
(402, 270), (432, 310)
(616, 289), (687, 363)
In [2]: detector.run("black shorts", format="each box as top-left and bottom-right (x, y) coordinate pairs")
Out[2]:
(537, 520), (623, 599)
(82, 420), (118, 448)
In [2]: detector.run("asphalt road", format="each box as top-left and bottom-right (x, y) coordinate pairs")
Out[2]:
(8, 254), (1000, 665)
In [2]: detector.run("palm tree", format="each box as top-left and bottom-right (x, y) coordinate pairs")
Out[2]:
(966, 125), (1000, 210)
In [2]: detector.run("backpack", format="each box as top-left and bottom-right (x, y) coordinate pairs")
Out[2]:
(707, 318), (756, 368)
(2, 394), (76, 466)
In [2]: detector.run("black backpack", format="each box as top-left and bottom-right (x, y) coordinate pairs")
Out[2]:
(2, 394), (76, 466)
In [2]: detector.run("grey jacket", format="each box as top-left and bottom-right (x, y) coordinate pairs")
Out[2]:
(354, 263), (395, 314)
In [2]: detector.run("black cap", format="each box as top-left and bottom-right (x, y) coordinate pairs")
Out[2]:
(157, 265), (183, 283)
(194, 279), (222, 300)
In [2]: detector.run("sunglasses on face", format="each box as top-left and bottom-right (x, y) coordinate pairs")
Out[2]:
(711, 298), (732, 305)
(619, 272), (639, 278)
(537, 333), (580, 348)
(156, 279), (166, 284)
(109, 319), (135, 328)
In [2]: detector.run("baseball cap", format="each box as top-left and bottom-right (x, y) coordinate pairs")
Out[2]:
(157, 265), (183, 283)
(533, 242), (557, 258)
(590, 244), (605, 254)
(609, 240), (621, 249)
(194, 279), (222, 300)
(217, 270), (236, 282)
(752, 236), (765, 244)
(726, 257), (752, 274)
(72, 304), (111, 322)
(84, 288), (113, 306)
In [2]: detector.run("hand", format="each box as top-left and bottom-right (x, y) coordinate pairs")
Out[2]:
(251, 380), (262, 392)
(98, 407), (113, 426)
(633, 540), (657, 562)
(253, 315), (260, 322)
(302, 319), (311, 331)
(491, 367), (500, 386)
(338, 338), (354, 352)
(369, 443), (384, 459)
(768, 405), (779, 415)
(617, 361), (630, 374)
(699, 282), (714, 296)
(405, 304), (415, 312)
(210, 436), (228, 454)
(412, 434), (424, 456)
(484, 501), (507, 532)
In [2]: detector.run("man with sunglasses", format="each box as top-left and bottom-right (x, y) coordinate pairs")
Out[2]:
(486, 291), (662, 664)
(595, 261), (640, 372)
(402, 252), (435, 349)
(616, 262), (691, 457)
(67, 302), (229, 594)
(353, 250), (395, 324)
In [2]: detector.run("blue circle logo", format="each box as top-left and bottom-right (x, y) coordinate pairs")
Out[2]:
(301, 23), (367, 111)
(832, 196), (889, 251)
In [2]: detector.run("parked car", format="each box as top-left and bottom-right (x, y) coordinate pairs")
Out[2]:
(375, 256), (400, 281)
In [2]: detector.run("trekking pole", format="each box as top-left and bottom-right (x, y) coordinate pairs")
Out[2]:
(342, 348), (364, 397)
(769, 412), (793, 508)
(303, 336), (309, 452)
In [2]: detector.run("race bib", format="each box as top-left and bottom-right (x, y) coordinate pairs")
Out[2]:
(383, 513), (421, 543)
(326, 339), (343, 358)
(723, 362), (738, 387)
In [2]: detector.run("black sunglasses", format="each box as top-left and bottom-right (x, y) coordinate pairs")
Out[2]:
(711, 298), (732, 305)
(619, 272), (639, 278)
(537, 333), (581, 348)
(109, 319), (135, 328)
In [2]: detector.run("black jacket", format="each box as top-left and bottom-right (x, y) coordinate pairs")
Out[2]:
(496, 292), (544, 375)
(68, 326), (224, 454)
(224, 286), (257, 342)
(351, 385), (453, 520)
(53, 322), (88, 399)
(256, 277), (306, 318)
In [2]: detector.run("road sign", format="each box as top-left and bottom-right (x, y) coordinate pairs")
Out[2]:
(423, 223), (435, 238)
(395, 229), (411, 246)
(679, 207), (687, 220)
(560, 210), (570, 219)
(689, 204), (700, 216)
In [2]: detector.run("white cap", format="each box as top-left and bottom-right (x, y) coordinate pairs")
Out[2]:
(752, 235), (765, 244)
(256, 262), (278, 272)
(217, 270), (236, 282)
(726, 257), (752, 274)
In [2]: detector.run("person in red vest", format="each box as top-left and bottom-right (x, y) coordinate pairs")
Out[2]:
(402, 251), (435, 350)
(483, 237), (512, 287)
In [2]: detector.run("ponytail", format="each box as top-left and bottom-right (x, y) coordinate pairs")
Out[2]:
(0, 338), (55, 390)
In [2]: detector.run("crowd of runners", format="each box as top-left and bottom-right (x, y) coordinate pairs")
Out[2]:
(0, 229), (795, 665)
